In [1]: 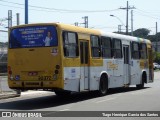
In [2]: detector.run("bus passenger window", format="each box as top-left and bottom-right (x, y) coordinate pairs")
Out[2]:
(140, 43), (147, 59)
(132, 42), (140, 59)
(113, 39), (122, 58)
(63, 32), (79, 57)
(91, 35), (101, 58)
(101, 37), (112, 58)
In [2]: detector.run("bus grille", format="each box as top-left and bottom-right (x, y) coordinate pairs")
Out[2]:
(25, 82), (40, 86)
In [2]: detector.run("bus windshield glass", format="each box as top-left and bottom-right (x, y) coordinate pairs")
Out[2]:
(9, 26), (58, 48)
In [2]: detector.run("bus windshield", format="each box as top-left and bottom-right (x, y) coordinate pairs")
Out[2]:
(9, 25), (58, 48)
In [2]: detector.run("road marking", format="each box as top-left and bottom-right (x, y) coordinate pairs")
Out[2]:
(59, 109), (70, 111)
(95, 97), (116, 103)
(131, 90), (150, 95)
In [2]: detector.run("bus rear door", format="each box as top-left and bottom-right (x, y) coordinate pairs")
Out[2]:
(80, 40), (89, 90)
(123, 45), (130, 85)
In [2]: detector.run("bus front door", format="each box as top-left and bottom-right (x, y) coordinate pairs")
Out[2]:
(80, 41), (89, 90)
(123, 45), (130, 85)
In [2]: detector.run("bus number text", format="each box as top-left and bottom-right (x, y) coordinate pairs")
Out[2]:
(38, 76), (51, 80)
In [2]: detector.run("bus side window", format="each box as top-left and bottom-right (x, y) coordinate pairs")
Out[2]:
(140, 43), (147, 59)
(91, 35), (101, 58)
(63, 31), (79, 57)
(132, 42), (140, 59)
(101, 36), (112, 58)
(112, 38), (122, 58)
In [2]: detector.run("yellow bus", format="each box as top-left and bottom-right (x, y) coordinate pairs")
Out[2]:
(8, 23), (154, 96)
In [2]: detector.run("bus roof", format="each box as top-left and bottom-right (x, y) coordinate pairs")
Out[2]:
(10, 23), (101, 36)
(57, 23), (101, 35)
(56, 23), (151, 45)
(10, 23), (151, 44)
(100, 31), (151, 44)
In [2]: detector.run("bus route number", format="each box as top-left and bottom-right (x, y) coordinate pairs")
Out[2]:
(38, 76), (51, 80)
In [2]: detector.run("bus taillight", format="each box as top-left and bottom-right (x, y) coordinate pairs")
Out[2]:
(8, 66), (12, 75)
(8, 66), (13, 80)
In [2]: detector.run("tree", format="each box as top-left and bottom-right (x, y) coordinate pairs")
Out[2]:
(133, 28), (150, 38)
(147, 35), (155, 42)
(153, 52), (160, 63)
(155, 32), (160, 43)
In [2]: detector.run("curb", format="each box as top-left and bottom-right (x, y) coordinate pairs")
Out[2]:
(0, 93), (20, 100)
(21, 90), (52, 96)
(0, 91), (51, 100)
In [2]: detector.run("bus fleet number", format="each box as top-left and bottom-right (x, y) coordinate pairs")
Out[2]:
(38, 76), (51, 80)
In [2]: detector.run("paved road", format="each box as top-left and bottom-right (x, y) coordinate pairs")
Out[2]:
(0, 76), (12, 92)
(0, 72), (160, 120)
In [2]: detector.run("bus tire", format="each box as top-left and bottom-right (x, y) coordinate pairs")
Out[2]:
(136, 74), (145, 89)
(98, 74), (108, 96)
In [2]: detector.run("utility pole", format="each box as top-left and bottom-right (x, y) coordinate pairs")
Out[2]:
(82, 16), (88, 28)
(74, 22), (79, 26)
(119, 1), (135, 35)
(25, 0), (28, 24)
(126, 1), (129, 35)
(156, 22), (158, 52)
(131, 10), (133, 36)
(118, 25), (122, 33)
(8, 10), (12, 29)
(16, 13), (20, 25)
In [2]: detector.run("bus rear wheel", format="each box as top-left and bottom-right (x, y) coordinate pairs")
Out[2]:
(98, 75), (108, 96)
(136, 74), (145, 89)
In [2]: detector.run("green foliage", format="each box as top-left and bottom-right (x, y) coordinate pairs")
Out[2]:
(114, 28), (159, 43)
(133, 28), (150, 38)
(153, 51), (160, 63)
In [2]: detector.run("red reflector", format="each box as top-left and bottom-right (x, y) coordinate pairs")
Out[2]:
(9, 71), (12, 75)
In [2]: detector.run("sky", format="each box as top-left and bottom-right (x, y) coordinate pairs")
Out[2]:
(0, 0), (160, 42)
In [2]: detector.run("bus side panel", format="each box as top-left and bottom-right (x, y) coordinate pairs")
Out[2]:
(148, 47), (154, 82)
(63, 58), (80, 92)
(111, 59), (124, 88)
(63, 67), (80, 92)
(130, 60), (141, 85)
(89, 66), (101, 91)
(89, 59), (124, 90)
(89, 59), (103, 91)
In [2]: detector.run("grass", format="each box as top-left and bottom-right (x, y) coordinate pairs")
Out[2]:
(154, 69), (160, 72)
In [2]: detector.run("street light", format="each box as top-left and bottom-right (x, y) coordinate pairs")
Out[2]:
(110, 14), (126, 33)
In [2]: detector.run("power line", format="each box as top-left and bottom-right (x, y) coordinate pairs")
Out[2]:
(136, 8), (160, 14)
(135, 9), (160, 18)
(0, 3), (65, 13)
(0, 3), (23, 9)
(0, 3), (119, 13)
(119, 1), (136, 35)
(0, 0), (119, 13)
(134, 11), (160, 20)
